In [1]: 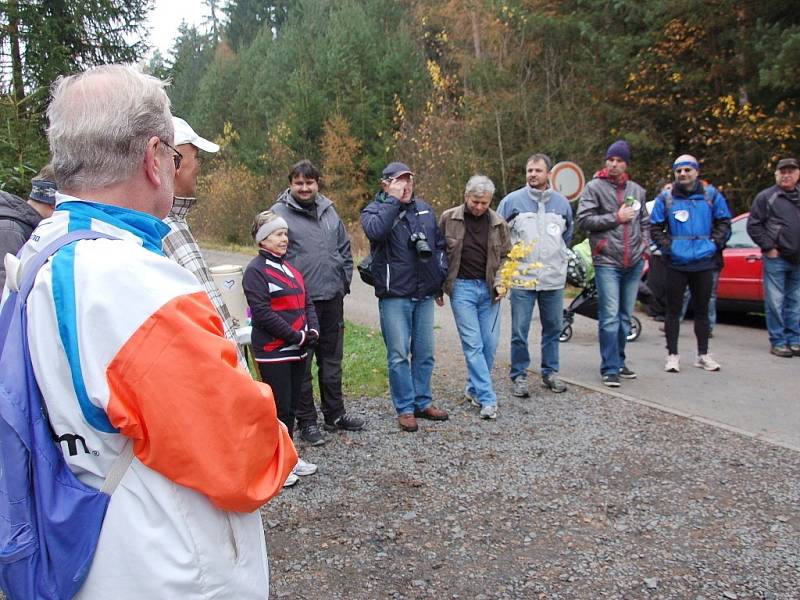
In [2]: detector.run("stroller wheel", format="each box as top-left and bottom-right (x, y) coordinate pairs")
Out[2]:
(627, 315), (642, 341)
(559, 324), (573, 343)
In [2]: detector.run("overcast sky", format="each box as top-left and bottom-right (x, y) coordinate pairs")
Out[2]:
(144, 0), (210, 57)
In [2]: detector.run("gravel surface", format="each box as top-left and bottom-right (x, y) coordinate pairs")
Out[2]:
(263, 366), (800, 599)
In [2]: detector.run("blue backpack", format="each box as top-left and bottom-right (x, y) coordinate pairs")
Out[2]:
(0, 230), (132, 600)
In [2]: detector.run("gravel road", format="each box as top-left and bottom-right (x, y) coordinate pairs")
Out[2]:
(263, 364), (800, 599)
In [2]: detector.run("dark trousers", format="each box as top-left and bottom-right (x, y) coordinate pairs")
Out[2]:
(665, 267), (713, 355)
(646, 254), (667, 318)
(257, 359), (306, 438)
(296, 295), (346, 428)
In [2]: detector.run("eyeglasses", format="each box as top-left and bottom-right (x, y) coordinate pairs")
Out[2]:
(160, 139), (183, 170)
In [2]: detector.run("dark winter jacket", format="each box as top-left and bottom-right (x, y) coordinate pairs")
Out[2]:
(747, 184), (800, 265)
(243, 249), (319, 363)
(360, 191), (447, 299)
(649, 182), (732, 271)
(576, 171), (649, 269)
(0, 190), (43, 289)
(271, 190), (353, 301)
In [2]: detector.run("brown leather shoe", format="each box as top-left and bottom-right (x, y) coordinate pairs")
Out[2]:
(398, 414), (419, 432)
(414, 406), (449, 421)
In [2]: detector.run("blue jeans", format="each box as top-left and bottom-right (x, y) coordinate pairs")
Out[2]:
(680, 269), (720, 330)
(450, 279), (501, 407)
(509, 287), (563, 381)
(378, 296), (435, 416)
(595, 260), (644, 375)
(763, 256), (800, 347)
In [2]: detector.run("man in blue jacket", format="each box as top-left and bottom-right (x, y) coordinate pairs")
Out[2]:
(360, 162), (449, 432)
(650, 154), (731, 373)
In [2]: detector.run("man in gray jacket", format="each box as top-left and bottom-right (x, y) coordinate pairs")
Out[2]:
(272, 160), (364, 445)
(576, 140), (649, 387)
(497, 153), (573, 396)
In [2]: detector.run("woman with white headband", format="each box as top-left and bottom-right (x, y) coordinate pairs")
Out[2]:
(243, 210), (320, 488)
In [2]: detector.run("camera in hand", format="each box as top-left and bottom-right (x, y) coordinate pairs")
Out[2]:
(408, 232), (432, 260)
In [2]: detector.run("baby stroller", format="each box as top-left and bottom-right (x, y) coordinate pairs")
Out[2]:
(559, 243), (644, 343)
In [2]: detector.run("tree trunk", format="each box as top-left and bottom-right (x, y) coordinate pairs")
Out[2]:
(8, 0), (26, 103)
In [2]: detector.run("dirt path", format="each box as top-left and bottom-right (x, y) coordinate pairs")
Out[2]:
(203, 247), (800, 599)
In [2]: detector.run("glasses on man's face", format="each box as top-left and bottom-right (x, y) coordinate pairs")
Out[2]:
(160, 139), (183, 170)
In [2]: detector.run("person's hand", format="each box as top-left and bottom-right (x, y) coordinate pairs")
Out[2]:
(304, 329), (320, 347)
(386, 178), (411, 203)
(766, 248), (780, 258)
(435, 295), (445, 307)
(617, 205), (636, 223)
(494, 285), (507, 301)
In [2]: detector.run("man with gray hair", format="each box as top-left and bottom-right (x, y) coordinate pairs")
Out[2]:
(498, 153), (573, 397)
(6, 65), (295, 599)
(439, 175), (511, 419)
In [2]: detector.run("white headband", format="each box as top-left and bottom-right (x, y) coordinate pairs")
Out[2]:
(255, 217), (289, 243)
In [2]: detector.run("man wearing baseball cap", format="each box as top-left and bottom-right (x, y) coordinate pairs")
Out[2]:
(162, 117), (244, 363)
(361, 161), (450, 432)
(747, 157), (800, 357)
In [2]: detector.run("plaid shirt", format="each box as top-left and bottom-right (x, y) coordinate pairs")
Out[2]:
(163, 197), (246, 366)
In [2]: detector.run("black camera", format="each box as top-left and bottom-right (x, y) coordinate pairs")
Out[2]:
(408, 232), (432, 260)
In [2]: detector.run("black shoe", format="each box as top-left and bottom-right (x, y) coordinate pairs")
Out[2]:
(300, 424), (326, 446)
(771, 345), (794, 358)
(619, 366), (637, 379)
(653, 315), (665, 322)
(602, 374), (621, 387)
(323, 414), (365, 432)
(542, 374), (567, 393)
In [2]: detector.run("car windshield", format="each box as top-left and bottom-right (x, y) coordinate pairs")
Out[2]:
(728, 217), (756, 248)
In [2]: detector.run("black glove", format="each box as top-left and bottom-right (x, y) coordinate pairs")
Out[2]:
(303, 329), (320, 348)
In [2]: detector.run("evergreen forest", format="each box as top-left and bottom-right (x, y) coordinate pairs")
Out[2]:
(2, 0), (799, 246)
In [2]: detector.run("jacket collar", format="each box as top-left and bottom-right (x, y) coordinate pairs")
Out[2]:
(450, 203), (504, 226)
(277, 188), (333, 214)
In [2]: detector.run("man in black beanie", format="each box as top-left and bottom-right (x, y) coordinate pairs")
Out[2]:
(576, 140), (650, 387)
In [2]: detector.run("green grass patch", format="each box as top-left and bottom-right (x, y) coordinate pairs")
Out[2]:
(311, 320), (387, 399)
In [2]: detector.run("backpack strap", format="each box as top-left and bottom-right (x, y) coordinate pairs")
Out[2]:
(10, 229), (135, 491)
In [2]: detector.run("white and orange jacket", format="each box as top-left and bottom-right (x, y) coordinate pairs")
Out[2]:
(11, 195), (297, 599)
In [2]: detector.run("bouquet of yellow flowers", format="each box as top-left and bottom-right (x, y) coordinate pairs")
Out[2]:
(497, 241), (542, 291)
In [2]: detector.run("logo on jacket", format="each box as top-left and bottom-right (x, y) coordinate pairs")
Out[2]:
(55, 432), (97, 456)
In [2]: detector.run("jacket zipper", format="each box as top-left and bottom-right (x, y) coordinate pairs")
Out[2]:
(617, 184), (630, 268)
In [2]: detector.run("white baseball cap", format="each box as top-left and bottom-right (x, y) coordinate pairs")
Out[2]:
(172, 117), (220, 153)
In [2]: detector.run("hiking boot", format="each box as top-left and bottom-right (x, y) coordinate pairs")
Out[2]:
(480, 404), (497, 420)
(323, 414), (365, 432)
(542, 374), (567, 393)
(665, 354), (680, 372)
(619, 366), (637, 379)
(790, 344), (800, 357)
(414, 406), (449, 421)
(300, 424), (326, 446)
(694, 354), (721, 371)
(602, 374), (620, 387)
(398, 414), (418, 432)
(511, 376), (530, 398)
(283, 472), (299, 488)
(771, 345), (794, 358)
(293, 457), (318, 477)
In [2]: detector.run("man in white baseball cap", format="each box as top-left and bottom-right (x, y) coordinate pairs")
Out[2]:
(163, 117), (245, 364)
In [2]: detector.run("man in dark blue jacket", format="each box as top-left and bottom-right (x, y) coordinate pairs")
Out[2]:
(747, 157), (800, 357)
(360, 162), (449, 432)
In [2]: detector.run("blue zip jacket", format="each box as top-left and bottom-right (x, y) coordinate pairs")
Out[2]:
(650, 182), (731, 271)
(360, 191), (447, 299)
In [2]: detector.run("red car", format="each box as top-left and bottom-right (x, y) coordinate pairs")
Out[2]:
(717, 212), (764, 313)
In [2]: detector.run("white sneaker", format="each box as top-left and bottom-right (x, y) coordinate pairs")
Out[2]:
(665, 354), (680, 373)
(694, 354), (720, 371)
(283, 472), (299, 488)
(293, 457), (318, 477)
(480, 404), (497, 420)
(464, 388), (480, 408)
